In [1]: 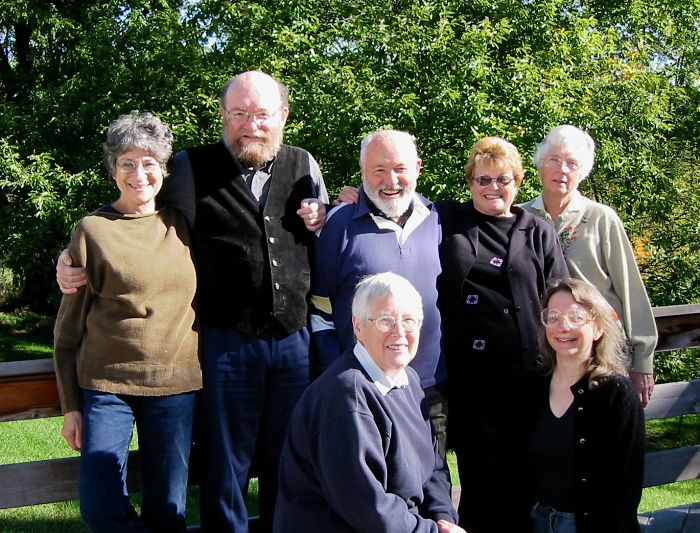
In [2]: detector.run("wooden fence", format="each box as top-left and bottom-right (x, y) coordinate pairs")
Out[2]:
(0, 303), (698, 527)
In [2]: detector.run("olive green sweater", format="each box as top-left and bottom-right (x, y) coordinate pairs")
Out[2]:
(53, 207), (202, 413)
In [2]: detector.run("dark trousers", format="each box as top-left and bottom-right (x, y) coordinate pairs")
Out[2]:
(199, 326), (310, 533)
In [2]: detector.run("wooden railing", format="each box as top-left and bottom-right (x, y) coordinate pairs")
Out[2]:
(0, 304), (698, 519)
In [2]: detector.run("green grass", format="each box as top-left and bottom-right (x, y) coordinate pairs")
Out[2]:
(0, 311), (697, 530)
(0, 310), (54, 363)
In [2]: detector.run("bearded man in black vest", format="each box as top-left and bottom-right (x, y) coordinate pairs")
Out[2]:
(57, 71), (329, 533)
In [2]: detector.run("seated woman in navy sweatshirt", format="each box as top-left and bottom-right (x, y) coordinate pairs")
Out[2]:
(274, 272), (463, 533)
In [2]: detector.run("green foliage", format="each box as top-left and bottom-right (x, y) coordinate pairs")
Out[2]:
(1, 0), (699, 307)
(654, 349), (700, 384)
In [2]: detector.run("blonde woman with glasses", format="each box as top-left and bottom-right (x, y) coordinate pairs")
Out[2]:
(526, 277), (644, 532)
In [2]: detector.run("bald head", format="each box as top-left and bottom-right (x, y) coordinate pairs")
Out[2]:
(220, 71), (288, 109)
(220, 70), (289, 168)
(359, 130), (418, 169)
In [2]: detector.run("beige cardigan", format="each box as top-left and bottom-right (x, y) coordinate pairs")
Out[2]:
(520, 191), (657, 373)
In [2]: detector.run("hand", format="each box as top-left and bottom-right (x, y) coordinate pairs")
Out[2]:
(56, 249), (87, 294)
(297, 199), (327, 231)
(437, 519), (468, 533)
(629, 371), (655, 407)
(334, 185), (359, 205)
(61, 411), (83, 452)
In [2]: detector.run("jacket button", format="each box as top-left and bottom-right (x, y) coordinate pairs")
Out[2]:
(272, 259), (279, 267)
(274, 282), (280, 290)
(577, 407), (583, 412)
(264, 215), (271, 221)
(269, 237), (275, 243)
(503, 308), (509, 314)
(577, 388), (584, 395)
(515, 305), (521, 312)
(581, 478), (587, 483)
(579, 438), (586, 444)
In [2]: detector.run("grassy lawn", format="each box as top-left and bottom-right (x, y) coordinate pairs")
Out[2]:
(0, 310), (54, 362)
(0, 312), (697, 530)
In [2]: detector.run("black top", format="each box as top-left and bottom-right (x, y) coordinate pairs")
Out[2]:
(528, 401), (576, 511)
(524, 373), (644, 533)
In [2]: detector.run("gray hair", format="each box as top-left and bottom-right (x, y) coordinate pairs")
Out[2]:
(533, 125), (596, 179)
(351, 272), (424, 324)
(219, 70), (289, 108)
(103, 111), (173, 178)
(359, 130), (418, 168)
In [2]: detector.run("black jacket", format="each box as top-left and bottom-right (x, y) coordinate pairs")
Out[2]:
(436, 200), (569, 377)
(525, 373), (644, 533)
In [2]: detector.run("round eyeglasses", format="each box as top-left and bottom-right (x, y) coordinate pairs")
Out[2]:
(116, 159), (161, 174)
(224, 108), (281, 125)
(544, 156), (580, 172)
(541, 308), (593, 328)
(472, 175), (514, 187)
(368, 315), (421, 333)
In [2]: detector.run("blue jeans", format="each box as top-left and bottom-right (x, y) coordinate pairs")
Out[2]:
(79, 389), (196, 532)
(199, 326), (310, 533)
(531, 503), (577, 533)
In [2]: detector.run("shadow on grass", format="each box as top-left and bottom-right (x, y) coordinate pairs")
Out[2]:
(0, 310), (54, 363)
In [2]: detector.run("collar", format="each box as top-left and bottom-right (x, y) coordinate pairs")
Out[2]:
(353, 342), (409, 396)
(356, 188), (431, 236)
(532, 190), (586, 216)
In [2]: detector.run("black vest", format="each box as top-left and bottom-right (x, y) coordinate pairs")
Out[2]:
(186, 142), (316, 335)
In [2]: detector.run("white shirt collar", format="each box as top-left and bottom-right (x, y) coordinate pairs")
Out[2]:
(353, 342), (409, 396)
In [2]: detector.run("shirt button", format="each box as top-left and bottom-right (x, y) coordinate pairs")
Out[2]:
(579, 438), (586, 444)
(503, 308), (509, 314)
(581, 478), (587, 483)
(515, 305), (521, 311)
(577, 388), (584, 395)
(274, 282), (280, 290)
(264, 215), (271, 221)
(272, 259), (279, 267)
(269, 237), (275, 243)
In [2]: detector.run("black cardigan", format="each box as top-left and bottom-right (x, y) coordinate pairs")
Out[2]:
(436, 200), (569, 375)
(525, 373), (645, 533)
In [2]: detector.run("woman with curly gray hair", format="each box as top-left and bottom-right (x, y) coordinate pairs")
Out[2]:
(526, 278), (644, 533)
(53, 111), (201, 532)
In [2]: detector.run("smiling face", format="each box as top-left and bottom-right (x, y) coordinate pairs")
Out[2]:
(221, 72), (289, 168)
(544, 290), (603, 364)
(352, 294), (420, 378)
(113, 148), (164, 214)
(361, 133), (422, 220)
(538, 146), (583, 202)
(469, 161), (518, 218)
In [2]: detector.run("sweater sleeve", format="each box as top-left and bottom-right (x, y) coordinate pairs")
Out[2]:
(157, 150), (197, 228)
(602, 211), (657, 372)
(595, 378), (645, 532)
(52, 223), (95, 413)
(314, 411), (439, 533)
(542, 220), (570, 283)
(309, 215), (344, 372)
